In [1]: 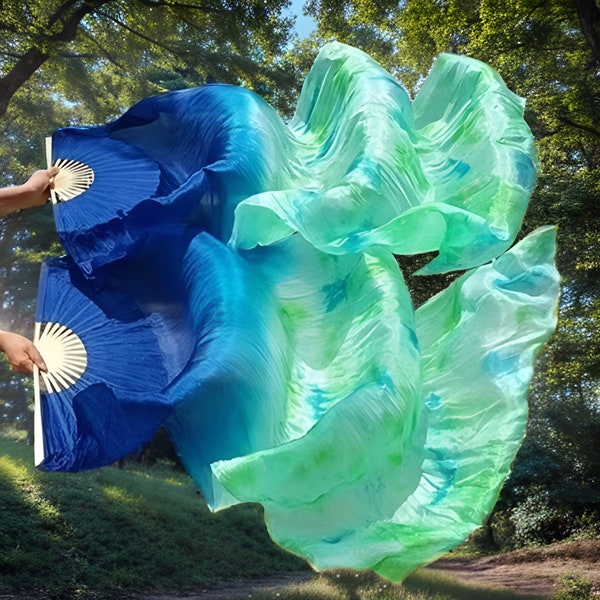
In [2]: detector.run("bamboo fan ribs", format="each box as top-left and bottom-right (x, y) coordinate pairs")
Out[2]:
(51, 159), (95, 203)
(46, 137), (94, 203)
(34, 322), (88, 393)
(33, 320), (88, 467)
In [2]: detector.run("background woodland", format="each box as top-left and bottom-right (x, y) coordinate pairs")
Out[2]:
(1, 0), (599, 552)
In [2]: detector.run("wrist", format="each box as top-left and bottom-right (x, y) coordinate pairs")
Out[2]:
(0, 330), (9, 350)
(14, 182), (35, 201)
(0, 185), (27, 216)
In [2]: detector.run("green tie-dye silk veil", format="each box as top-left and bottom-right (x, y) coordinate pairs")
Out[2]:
(38, 43), (559, 580)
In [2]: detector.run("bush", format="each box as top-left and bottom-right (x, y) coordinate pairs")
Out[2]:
(553, 574), (593, 600)
(509, 490), (577, 547)
(488, 511), (516, 551)
(570, 511), (600, 540)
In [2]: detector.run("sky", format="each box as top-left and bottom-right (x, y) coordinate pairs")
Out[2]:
(289, 0), (316, 38)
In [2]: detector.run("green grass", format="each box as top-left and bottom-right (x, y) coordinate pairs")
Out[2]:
(211, 569), (543, 600)
(0, 436), (544, 600)
(0, 436), (307, 597)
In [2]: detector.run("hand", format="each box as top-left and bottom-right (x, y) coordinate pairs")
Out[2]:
(0, 331), (47, 376)
(0, 167), (59, 216)
(19, 167), (60, 209)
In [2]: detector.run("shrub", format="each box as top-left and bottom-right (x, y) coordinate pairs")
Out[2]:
(570, 511), (600, 540)
(510, 490), (576, 547)
(553, 573), (593, 600)
(489, 511), (516, 551)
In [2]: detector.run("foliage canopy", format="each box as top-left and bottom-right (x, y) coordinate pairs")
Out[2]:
(305, 0), (600, 544)
(0, 0), (598, 548)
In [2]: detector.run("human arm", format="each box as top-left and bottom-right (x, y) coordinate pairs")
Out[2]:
(0, 167), (59, 216)
(0, 331), (47, 375)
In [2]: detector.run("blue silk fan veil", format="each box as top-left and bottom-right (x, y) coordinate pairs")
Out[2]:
(35, 43), (560, 581)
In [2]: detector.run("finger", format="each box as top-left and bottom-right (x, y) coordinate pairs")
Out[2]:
(30, 348), (47, 372)
(13, 359), (34, 376)
(33, 357), (48, 373)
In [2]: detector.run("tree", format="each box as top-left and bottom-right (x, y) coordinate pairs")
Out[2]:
(0, 0), (297, 118)
(306, 0), (600, 543)
(0, 0), (300, 434)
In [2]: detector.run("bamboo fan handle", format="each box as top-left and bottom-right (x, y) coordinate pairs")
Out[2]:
(33, 322), (44, 466)
(45, 137), (58, 205)
(45, 137), (94, 203)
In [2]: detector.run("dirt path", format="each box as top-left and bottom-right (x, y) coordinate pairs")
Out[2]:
(139, 540), (599, 600)
(4, 541), (596, 599)
(426, 540), (600, 598)
(140, 572), (314, 599)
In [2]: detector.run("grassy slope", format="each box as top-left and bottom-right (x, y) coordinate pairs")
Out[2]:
(0, 436), (308, 597)
(0, 436), (562, 600)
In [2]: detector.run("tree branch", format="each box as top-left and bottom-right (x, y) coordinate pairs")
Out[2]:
(0, 0), (113, 118)
(0, 48), (48, 117)
(134, 0), (229, 14)
(78, 26), (128, 71)
(94, 9), (185, 54)
(576, 0), (600, 65)
(558, 114), (600, 140)
(47, 0), (83, 30)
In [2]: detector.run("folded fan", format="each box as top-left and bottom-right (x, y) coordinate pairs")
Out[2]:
(45, 136), (95, 204)
(33, 257), (177, 471)
(35, 322), (87, 393)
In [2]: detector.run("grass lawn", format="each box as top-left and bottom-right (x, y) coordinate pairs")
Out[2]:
(0, 435), (549, 600)
(0, 435), (307, 597)
(200, 568), (547, 600)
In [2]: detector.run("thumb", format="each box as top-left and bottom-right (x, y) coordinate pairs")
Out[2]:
(31, 346), (48, 373)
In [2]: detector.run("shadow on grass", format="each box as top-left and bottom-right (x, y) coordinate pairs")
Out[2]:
(208, 568), (546, 600)
(0, 437), (307, 598)
(0, 438), (547, 600)
(404, 569), (546, 600)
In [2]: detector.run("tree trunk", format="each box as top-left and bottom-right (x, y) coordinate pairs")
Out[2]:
(0, 48), (49, 118)
(576, 0), (600, 66)
(0, 0), (114, 118)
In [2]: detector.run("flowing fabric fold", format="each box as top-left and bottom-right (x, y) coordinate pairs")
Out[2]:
(231, 44), (538, 274)
(375, 226), (560, 579)
(34, 257), (176, 470)
(207, 227), (559, 578)
(36, 41), (559, 581)
(49, 84), (294, 276)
